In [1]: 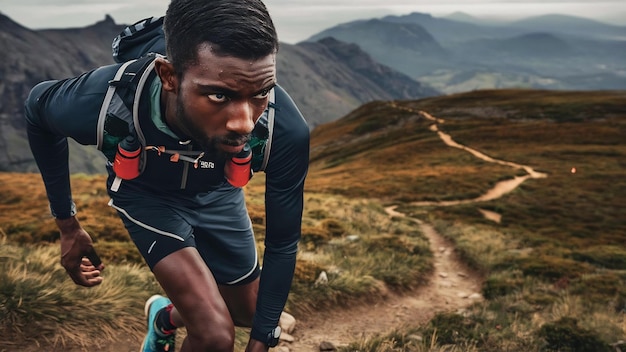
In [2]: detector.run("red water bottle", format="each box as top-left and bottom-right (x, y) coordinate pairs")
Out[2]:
(225, 143), (252, 187)
(113, 136), (141, 180)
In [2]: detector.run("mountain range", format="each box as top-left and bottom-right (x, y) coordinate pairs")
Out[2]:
(309, 12), (626, 93)
(1, 11), (624, 173)
(0, 13), (435, 173)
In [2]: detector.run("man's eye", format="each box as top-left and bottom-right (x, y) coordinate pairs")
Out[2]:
(208, 93), (228, 102)
(254, 89), (271, 99)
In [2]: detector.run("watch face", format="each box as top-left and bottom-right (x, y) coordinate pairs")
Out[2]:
(267, 326), (281, 347)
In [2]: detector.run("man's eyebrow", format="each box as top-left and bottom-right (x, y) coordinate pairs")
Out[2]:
(197, 82), (277, 96)
(256, 82), (277, 95)
(196, 84), (237, 95)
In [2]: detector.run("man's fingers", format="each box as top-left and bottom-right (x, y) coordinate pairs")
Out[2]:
(66, 266), (92, 287)
(68, 268), (102, 287)
(85, 248), (103, 269)
(63, 256), (104, 287)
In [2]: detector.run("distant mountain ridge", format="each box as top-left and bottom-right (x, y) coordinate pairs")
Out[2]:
(0, 13), (435, 173)
(0, 13), (128, 174)
(310, 17), (450, 77)
(308, 12), (626, 93)
(510, 14), (626, 40)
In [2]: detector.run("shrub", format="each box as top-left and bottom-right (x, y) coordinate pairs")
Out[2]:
(307, 209), (329, 220)
(569, 273), (626, 311)
(517, 256), (592, 281)
(524, 292), (558, 306)
(300, 226), (330, 251)
(482, 275), (524, 299)
(571, 245), (626, 270)
(321, 219), (347, 238)
(353, 119), (386, 135)
(294, 259), (325, 283)
(538, 317), (610, 352)
(424, 313), (480, 345)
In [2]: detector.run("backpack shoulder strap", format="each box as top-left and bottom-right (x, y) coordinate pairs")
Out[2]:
(96, 55), (159, 174)
(260, 88), (276, 171)
(250, 88), (276, 172)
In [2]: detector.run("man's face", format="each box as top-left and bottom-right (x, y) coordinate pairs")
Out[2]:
(172, 44), (276, 156)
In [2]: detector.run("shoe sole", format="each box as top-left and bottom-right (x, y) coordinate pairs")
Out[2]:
(145, 294), (165, 317)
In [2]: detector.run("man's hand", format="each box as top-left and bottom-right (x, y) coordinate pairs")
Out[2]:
(246, 338), (269, 352)
(56, 217), (105, 287)
(244, 338), (269, 352)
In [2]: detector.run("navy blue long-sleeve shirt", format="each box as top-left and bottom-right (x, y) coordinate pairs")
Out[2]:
(24, 59), (309, 341)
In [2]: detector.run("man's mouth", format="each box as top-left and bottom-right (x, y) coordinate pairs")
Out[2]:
(220, 143), (246, 154)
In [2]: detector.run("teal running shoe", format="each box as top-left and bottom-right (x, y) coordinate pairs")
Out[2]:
(140, 295), (176, 352)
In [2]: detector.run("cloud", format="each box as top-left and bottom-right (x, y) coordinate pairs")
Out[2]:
(2, 0), (624, 43)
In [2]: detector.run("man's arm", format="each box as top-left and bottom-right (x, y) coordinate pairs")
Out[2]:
(248, 85), (310, 346)
(25, 67), (117, 216)
(25, 90), (75, 219)
(24, 67), (117, 285)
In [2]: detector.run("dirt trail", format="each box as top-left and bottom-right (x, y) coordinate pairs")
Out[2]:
(414, 110), (547, 208)
(283, 207), (483, 351)
(281, 108), (549, 350)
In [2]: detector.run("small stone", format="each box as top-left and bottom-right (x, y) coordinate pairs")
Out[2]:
(314, 271), (329, 286)
(469, 293), (483, 300)
(407, 334), (423, 342)
(280, 332), (295, 342)
(279, 312), (297, 334)
(346, 235), (360, 242)
(319, 341), (337, 351)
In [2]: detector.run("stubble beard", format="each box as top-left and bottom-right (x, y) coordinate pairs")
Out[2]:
(174, 96), (250, 158)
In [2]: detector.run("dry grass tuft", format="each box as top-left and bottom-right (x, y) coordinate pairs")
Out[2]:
(0, 238), (160, 349)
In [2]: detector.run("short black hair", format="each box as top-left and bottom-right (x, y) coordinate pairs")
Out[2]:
(164, 0), (279, 75)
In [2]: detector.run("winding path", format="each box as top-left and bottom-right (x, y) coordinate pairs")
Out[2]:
(415, 109), (547, 207)
(281, 108), (548, 350)
(283, 206), (484, 351)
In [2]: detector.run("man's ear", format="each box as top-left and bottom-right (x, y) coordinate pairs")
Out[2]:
(154, 57), (178, 92)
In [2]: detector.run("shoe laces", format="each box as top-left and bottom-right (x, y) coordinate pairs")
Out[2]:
(154, 332), (175, 352)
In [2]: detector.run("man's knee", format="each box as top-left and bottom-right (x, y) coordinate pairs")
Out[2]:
(186, 315), (236, 352)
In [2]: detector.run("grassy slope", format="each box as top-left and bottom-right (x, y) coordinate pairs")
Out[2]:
(1, 89), (625, 350)
(308, 89), (626, 351)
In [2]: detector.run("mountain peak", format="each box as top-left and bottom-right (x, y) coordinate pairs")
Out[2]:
(444, 12), (478, 22)
(0, 12), (29, 32)
(512, 13), (616, 28)
(94, 14), (116, 26)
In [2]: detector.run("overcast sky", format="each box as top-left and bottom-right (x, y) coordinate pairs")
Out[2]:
(1, 0), (625, 43)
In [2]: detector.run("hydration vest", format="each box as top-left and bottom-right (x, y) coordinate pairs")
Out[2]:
(96, 17), (275, 186)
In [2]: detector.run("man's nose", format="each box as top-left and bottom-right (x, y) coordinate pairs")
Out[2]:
(226, 101), (255, 135)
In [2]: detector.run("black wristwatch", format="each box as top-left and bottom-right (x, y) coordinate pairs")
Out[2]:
(266, 326), (281, 347)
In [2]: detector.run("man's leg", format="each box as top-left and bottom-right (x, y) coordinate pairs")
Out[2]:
(182, 185), (261, 328)
(218, 278), (259, 327)
(163, 279), (260, 329)
(152, 247), (237, 352)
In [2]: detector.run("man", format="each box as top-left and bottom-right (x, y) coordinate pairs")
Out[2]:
(24, 0), (309, 351)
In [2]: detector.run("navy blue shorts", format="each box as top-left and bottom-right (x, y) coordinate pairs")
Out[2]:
(108, 179), (260, 285)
